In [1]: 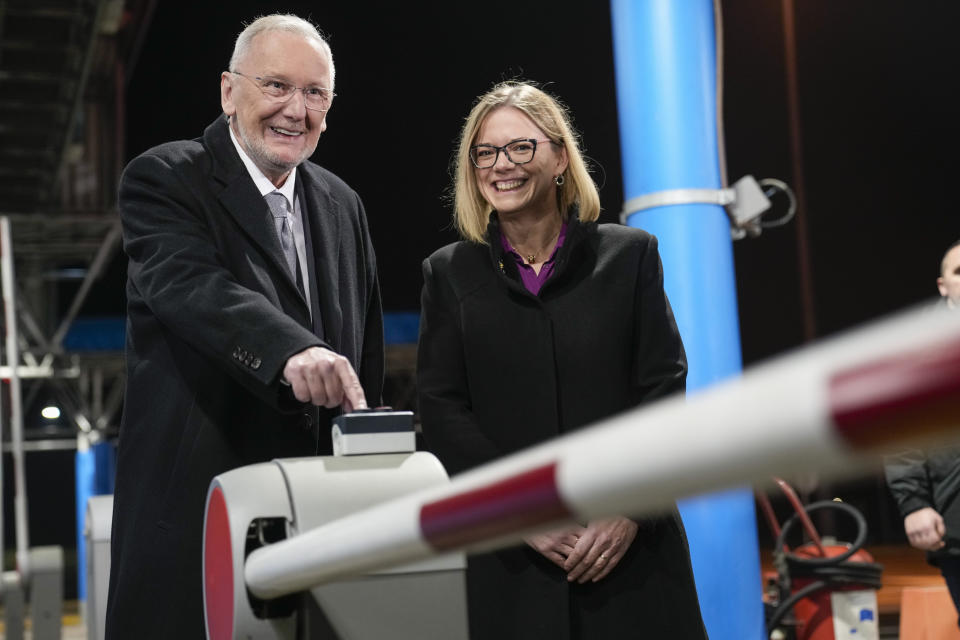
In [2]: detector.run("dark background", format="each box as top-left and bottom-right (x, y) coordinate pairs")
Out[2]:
(110, 0), (960, 360)
(10, 0), (960, 596)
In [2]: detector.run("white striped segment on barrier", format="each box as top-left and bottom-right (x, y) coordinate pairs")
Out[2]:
(243, 305), (960, 600)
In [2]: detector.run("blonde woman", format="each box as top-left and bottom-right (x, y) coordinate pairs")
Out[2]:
(417, 81), (707, 638)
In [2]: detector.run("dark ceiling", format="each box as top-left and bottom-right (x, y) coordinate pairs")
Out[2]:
(0, 0), (153, 214)
(0, 0), (155, 454)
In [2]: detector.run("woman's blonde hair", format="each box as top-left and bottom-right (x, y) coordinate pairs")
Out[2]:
(452, 81), (601, 243)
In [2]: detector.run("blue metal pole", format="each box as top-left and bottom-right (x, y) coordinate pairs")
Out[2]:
(75, 439), (95, 603)
(610, 1), (764, 638)
(76, 436), (115, 604)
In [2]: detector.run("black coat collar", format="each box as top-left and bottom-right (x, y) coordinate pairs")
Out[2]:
(484, 207), (594, 292)
(203, 116), (296, 295)
(201, 116), (343, 337)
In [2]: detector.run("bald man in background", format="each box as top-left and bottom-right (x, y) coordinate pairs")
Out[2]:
(885, 238), (960, 627)
(938, 239), (960, 309)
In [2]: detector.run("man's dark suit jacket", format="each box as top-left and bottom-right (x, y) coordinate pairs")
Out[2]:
(105, 116), (384, 639)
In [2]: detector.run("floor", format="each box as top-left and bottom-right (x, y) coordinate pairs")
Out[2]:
(0, 600), (84, 639)
(1, 545), (953, 639)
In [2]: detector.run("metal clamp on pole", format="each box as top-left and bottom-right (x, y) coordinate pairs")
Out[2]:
(620, 175), (796, 240)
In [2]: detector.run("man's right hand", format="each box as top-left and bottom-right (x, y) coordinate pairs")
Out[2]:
(282, 346), (367, 412)
(904, 507), (946, 551)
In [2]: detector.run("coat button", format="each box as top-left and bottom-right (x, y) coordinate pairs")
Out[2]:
(251, 358), (261, 370)
(302, 413), (313, 431)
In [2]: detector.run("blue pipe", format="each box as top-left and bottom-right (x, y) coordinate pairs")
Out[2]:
(610, 1), (764, 637)
(76, 438), (115, 602)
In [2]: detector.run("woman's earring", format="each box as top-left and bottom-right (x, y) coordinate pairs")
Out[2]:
(555, 174), (565, 186)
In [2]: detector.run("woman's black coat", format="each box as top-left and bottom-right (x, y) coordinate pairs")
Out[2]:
(417, 213), (708, 639)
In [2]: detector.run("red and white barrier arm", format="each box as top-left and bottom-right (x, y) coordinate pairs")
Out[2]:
(245, 306), (960, 600)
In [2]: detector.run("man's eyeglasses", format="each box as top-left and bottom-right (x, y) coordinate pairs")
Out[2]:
(469, 138), (556, 169)
(230, 71), (335, 112)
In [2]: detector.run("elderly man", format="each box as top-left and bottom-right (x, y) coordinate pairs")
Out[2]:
(885, 238), (960, 627)
(105, 14), (383, 639)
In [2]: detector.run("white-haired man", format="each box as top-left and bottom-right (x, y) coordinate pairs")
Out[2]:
(106, 15), (383, 638)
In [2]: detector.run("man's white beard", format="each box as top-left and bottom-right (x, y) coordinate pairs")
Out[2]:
(234, 118), (310, 178)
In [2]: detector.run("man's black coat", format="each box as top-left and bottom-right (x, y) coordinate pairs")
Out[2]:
(886, 447), (960, 562)
(105, 116), (384, 639)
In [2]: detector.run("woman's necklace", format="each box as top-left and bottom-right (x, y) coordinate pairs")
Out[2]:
(514, 227), (561, 265)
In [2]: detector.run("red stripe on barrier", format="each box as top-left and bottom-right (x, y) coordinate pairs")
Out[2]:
(204, 486), (234, 640)
(420, 462), (572, 551)
(830, 335), (960, 448)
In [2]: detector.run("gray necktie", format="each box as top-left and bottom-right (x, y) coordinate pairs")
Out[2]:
(265, 191), (299, 282)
